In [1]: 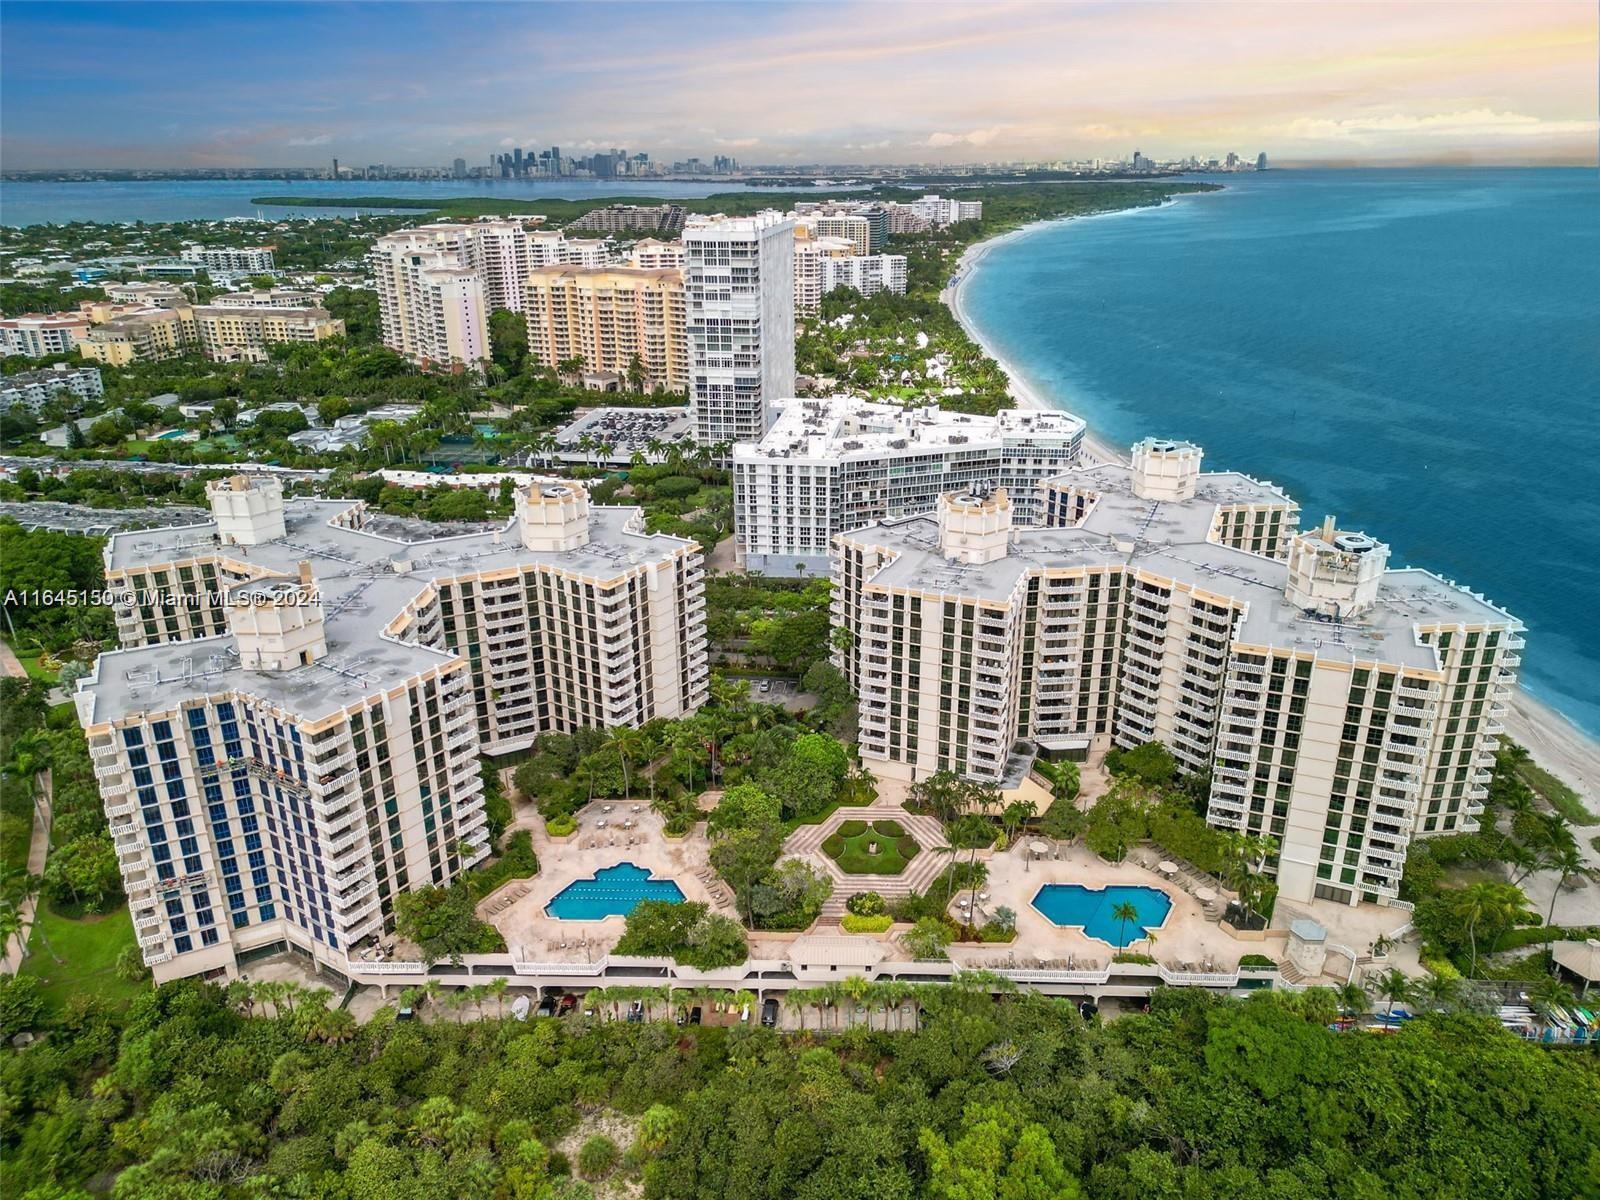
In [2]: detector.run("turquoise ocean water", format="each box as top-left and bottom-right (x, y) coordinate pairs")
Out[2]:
(961, 168), (1600, 737)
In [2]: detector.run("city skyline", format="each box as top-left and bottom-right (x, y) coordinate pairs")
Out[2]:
(2, 1), (1594, 171)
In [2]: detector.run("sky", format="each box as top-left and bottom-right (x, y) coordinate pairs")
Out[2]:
(2, 1), (1595, 170)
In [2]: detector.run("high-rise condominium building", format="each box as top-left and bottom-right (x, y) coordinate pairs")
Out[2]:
(904, 195), (983, 226)
(683, 212), (796, 447)
(792, 234), (856, 314)
(523, 266), (690, 393)
(369, 226), (495, 369)
(798, 214), (873, 256)
(628, 239), (686, 271)
(183, 245), (276, 273)
(820, 254), (908, 300)
(733, 397), (1085, 576)
(78, 474), (709, 982)
(831, 439), (1519, 908)
(0, 313), (91, 358)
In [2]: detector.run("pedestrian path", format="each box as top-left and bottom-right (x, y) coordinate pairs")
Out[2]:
(783, 803), (954, 919)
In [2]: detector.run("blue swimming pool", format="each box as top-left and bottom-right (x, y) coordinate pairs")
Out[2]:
(1031, 884), (1172, 947)
(545, 862), (685, 921)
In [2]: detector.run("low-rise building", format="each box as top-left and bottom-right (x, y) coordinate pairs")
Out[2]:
(0, 363), (104, 415)
(210, 288), (320, 309)
(830, 439), (1518, 908)
(79, 304), (343, 366)
(733, 396), (1085, 575)
(78, 474), (709, 982)
(572, 203), (687, 234)
(628, 239), (687, 270)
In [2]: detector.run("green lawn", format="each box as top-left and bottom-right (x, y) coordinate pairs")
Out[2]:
(1516, 759), (1599, 825)
(823, 819), (921, 875)
(18, 903), (147, 1013)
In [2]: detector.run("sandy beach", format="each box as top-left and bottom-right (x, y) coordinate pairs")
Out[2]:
(944, 218), (1129, 465)
(943, 205), (1600, 822)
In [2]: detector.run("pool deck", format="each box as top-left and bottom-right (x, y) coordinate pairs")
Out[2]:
(487, 802), (728, 964)
(480, 762), (1418, 987)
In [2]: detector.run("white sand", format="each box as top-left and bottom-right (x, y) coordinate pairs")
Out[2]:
(943, 208), (1600, 812)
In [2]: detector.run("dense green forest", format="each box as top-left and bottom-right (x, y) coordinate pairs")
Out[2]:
(1, 981), (1596, 1199)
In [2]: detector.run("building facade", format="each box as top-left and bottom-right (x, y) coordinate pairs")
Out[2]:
(79, 304), (344, 366)
(0, 313), (91, 358)
(523, 266), (690, 394)
(369, 227), (492, 370)
(793, 234), (856, 314)
(830, 439), (1518, 907)
(0, 363), (104, 415)
(683, 212), (796, 447)
(183, 245), (277, 273)
(733, 397), (1085, 576)
(79, 475), (709, 983)
(820, 254), (908, 299)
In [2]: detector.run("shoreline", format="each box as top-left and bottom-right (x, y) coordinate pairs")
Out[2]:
(943, 197), (1600, 801)
(943, 201), (1200, 467)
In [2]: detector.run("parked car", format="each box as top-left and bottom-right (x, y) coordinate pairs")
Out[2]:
(536, 996), (555, 1018)
(689, 1006), (703, 1026)
(627, 1000), (645, 1023)
(556, 994), (578, 1016)
(759, 679), (773, 693)
(761, 998), (779, 1027)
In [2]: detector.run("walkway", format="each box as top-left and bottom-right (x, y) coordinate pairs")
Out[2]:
(1, 772), (53, 975)
(782, 803), (949, 918)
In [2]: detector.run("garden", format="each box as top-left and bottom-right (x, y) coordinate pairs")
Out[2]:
(822, 818), (921, 875)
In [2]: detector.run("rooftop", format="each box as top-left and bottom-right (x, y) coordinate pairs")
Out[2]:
(739, 396), (1085, 461)
(83, 494), (699, 727)
(845, 459), (1518, 671)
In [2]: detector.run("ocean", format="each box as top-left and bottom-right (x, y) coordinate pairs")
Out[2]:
(959, 167), (1600, 736)
(0, 177), (779, 226)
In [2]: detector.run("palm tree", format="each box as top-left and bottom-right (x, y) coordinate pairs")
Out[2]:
(1417, 972), (1461, 1013)
(1110, 900), (1140, 952)
(1456, 881), (1528, 977)
(608, 726), (645, 803)
(783, 988), (810, 1032)
(1372, 968), (1414, 1021)
(1296, 987), (1341, 1027)
(1544, 843), (1586, 934)
(839, 975), (871, 1030)
(1336, 980), (1370, 1020)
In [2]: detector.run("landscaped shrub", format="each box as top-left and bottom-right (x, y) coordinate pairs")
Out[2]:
(545, 815), (576, 838)
(578, 1134), (620, 1180)
(1239, 953), (1277, 970)
(1112, 952), (1157, 965)
(896, 835), (919, 860)
(841, 913), (894, 933)
(846, 891), (886, 917)
(872, 818), (905, 838)
(821, 833), (847, 857)
(837, 819), (869, 837)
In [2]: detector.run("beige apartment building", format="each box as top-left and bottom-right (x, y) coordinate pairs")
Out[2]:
(80, 474), (709, 982)
(79, 303), (343, 366)
(369, 227), (490, 370)
(831, 438), (1519, 908)
(793, 233), (856, 314)
(523, 265), (690, 393)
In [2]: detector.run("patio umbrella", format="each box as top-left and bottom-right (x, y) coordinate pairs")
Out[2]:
(1194, 887), (1217, 904)
(1158, 860), (1178, 875)
(1028, 840), (1050, 857)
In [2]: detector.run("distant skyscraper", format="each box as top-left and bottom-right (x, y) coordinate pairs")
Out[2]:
(1256, 152), (1269, 171)
(330, 157), (339, 179)
(453, 158), (467, 179)
(683, 212), (795, 448)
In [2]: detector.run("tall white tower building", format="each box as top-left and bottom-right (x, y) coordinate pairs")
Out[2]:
(682, 212), (795, 447)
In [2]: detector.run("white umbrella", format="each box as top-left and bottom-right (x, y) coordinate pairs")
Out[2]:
(1028, 840), (1050, 856)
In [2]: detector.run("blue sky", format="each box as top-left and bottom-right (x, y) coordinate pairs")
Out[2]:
(3, 1), (1594, 169)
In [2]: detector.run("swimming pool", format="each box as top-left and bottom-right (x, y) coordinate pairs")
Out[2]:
(1031, 884), (1172, 947)
(545, 862), (685, 921)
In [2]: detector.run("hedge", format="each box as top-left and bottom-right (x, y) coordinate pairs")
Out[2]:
(841, 913), (894, 934)
(837, 819), (869, 837)
(872, 818), (906, 838)
(821, 833), (847, 857)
